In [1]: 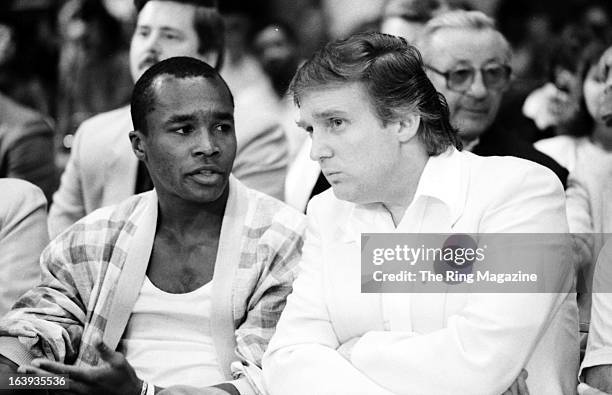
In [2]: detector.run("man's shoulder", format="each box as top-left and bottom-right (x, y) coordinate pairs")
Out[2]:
(0, 94), (53, 145)
(306, 188), (354, 223)
(57, 192), (148, 239)
(0, 178), (45, 202)
(243, 185), (306, 234)
(463, 150), (561, 189)
(0, 179), (46, 221)
(0, 93), (47, 127)
(74, 106), (132, 143)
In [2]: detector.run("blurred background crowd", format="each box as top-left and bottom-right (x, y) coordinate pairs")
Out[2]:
(1, 0), (612, 158)
(2, 0), (612, 211)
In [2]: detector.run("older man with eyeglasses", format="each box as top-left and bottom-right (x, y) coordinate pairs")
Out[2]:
(417, 10), (569, 187)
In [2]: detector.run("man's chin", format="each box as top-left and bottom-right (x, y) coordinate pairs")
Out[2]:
(457, 124), (487, 143)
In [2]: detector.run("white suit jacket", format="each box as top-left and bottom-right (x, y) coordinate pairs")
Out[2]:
(49, 105), (288, 238)
(264, 149), (579, 395)
(0, 179), (48, 315)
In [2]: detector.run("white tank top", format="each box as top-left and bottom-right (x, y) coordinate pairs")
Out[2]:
(119, 277), (224, 388)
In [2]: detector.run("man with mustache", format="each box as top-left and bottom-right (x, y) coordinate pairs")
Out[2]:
(417, 10), (569, 187)
(0, 57), (304, 395)
(48, 0), (289, 239)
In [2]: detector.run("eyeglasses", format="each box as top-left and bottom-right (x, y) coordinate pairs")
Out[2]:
(424, 64), (512, 92)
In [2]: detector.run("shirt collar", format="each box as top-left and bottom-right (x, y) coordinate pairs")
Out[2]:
(462, 138), (480, 152)
(413, 146), (467, 226)
(339, 147), (468, 242)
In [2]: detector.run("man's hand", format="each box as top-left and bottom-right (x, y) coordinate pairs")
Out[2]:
(17, 336), (142, 395)
(584, 365), (612, 395)
(501, 369), (529, 395)
(579, 383), (612, 395)
(0, 319), (37, 338)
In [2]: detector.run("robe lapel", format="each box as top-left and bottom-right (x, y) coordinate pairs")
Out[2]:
(103, 192), (157, 350)
(211, 176), (248, 379)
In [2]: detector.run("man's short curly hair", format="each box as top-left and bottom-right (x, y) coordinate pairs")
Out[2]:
(131, 56), (233, 134)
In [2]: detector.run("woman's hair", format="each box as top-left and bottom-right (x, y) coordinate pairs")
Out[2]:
(564, 39), (612, 136)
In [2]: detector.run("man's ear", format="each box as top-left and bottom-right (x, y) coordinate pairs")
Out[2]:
(129, 130), (147, 161)
(397, 113), (421, 143)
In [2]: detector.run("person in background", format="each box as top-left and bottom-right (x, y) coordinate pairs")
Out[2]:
(0, 179), (48, 317)
(380, 0), (470, 43)
(535, 41), (612, 173)
(417, 10), (569, 187)
(562, 43), (612, 357)
(0, 4), (53, 117)
(56, 0), (132, 142)
(0, 10), (58, 204)
(49, 0), (288, 239)
(521, 25), (595, 142)
(579, 239), (612, 395)
(251, 20), (326, 213)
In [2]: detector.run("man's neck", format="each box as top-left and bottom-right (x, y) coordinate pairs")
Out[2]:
(381, 146), (429, 227)
(156, 187), (229, 241)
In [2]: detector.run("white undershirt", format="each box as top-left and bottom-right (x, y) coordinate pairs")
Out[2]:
(119, 276), (224, 388)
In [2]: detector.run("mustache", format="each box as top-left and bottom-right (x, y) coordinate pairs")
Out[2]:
(138, 55), (159, 70)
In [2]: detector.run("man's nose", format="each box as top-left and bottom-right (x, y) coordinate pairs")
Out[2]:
(192, 130), (219, 157)
(309, 130), (332, 162)
(143, 31), (162, 55)
(604, 72), (612, 93)
(466, 70), (488, 99)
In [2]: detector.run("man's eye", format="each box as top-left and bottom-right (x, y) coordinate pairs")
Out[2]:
(215, 123), (233, 133)
(136, 28), (149, 38)
(448, 69), (473, 83)
(329, 119), (345, 129)
(162, 32), (180, 41)
(173, 126), (192, 134)
(593, 68), (606, 83)
(301, 126), (313, 134)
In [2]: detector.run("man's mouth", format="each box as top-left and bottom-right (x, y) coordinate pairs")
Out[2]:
(187, 167), (224, 185)
(139, 57), (159, 70)
(463, 108), (488, 114)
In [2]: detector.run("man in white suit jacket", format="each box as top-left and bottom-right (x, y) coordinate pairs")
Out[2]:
(0, 179), (48, 316)
(262, 32), (578, 395)
(49, 0), (287, 238)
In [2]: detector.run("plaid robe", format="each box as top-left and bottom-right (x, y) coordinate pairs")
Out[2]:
(0, 177), (305, 393)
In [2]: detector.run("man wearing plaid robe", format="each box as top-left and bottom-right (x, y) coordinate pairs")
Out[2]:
(0, 58), (305, 395)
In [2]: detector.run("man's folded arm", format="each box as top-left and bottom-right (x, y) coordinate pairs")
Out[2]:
(262, 217), (395, 395)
